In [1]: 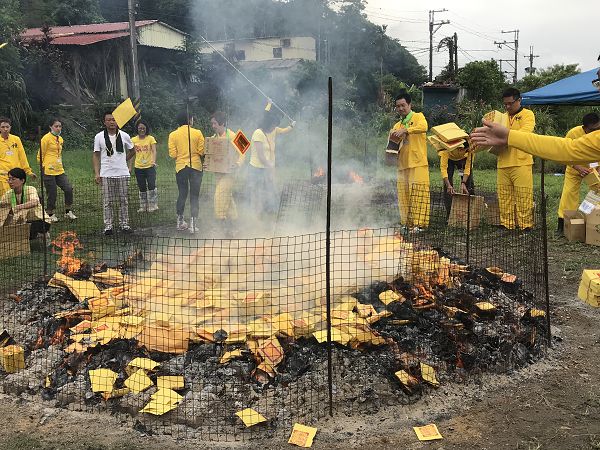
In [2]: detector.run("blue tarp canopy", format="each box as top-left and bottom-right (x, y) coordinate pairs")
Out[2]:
(521, 68), (600, 106)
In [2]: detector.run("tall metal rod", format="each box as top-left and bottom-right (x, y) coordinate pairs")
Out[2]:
(540, 160), (551, 345)
(465, 153), (473, 264)
(326, 76), (333, 417)
(38, 126), (48, 278)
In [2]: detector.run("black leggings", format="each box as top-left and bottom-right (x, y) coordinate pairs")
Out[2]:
(175, 167), (203, 217)
(443, 158), (475, 218)
(134, 167), (157, 192)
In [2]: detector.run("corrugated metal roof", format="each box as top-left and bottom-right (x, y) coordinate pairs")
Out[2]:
(50, 32), (130, 46)
(21, 20), (157, 40)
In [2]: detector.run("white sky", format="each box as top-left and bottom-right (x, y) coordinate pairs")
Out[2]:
(365, 0), (599, 80)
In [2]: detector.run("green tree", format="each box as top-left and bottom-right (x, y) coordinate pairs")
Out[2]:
(51, 0), (103, 25)
(517, 64), (580, 93)
(457, 60), (505, 104)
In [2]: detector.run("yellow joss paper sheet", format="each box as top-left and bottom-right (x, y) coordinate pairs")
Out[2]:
(235, 408), (267, 427)
(89, 368), (118, 393)
(413, 423), (443, 441)
(124, 369), (153, 394)
(140, 388), (183, 415)
(312, 329), (351, 345)
(128, 357), (159, 371)
(288, 423), (318, 448)
(220, 349), (243, 364)
(420, 362), (440, 387)
(112, 98), (137, 128)
(157, 376), (185, 390)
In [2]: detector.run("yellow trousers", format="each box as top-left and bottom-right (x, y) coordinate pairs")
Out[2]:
(397, 165), (430, 227)
(214, 173), (238, 220)
(0, 176), (9, 196)
(497, 165), (534, 229)
(557, 166), (582, 219)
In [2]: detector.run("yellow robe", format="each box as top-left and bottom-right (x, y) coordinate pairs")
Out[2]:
(212, 128), (242, 220)
(507, 129), (600, 164)
(496, 108), (536, 229)
(391, 112), (429, 227)
(0, 134), (34, 195)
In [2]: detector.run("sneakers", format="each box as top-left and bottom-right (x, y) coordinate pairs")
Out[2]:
(64, 210), (77, 220)
(189, 217), (198, 234)
(177, 216), (188, 231)
(104, 228), (113, 236)
(137, 191), (148, 213)
(47, 214), (59, 223)
(147, 189), (159, 212)
(121, 226), (133, 234)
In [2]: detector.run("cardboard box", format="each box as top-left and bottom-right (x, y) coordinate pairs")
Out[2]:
(204, 137), (235, 173)
(0, 224), (30, 260)
(448, 194), (484, 229)
(578, 191), (600, 246)
(577, 269), (600, 307)
(583, 168), (600, 190)
(563, 210), (586, 242)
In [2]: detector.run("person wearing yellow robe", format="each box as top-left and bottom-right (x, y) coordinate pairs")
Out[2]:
(389, 92), (429, 229)
(209, 112), (245, 231)
(439, 143), (474, 219)
(37, 118), (76, 222)
(496, 88), (536, 230)
(557, 113), (600, 234)
(168, 112), (205, 233)
(0, 117), (36, 195)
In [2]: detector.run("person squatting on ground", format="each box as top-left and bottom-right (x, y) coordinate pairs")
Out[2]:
(168, 111), (205, 234)
(0, 168), (50, 240)
(496, 87), (536, 230)
(131, 121), (158, 213)
(389, 92), (430, 230)
(248, 110), (294, 217)
(0, 117), (36, 196)
(556, 112), (600, 235)
(37, 118), (77, 223)
(440, 141), (474, 220)
(210, 111), (245, 234)
(93, 111), (135, 236)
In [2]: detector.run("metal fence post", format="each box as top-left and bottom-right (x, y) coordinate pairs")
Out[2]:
(326, 76), (334, 417)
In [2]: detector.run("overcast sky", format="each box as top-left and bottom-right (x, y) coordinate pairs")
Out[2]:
(365, 0), (598, 81)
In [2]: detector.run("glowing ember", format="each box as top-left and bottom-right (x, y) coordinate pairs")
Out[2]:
(348, 170), (364, 184)
(52, 231), (83, 276)
(313, 167), (325, 178)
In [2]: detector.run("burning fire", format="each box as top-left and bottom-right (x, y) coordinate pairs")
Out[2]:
(348, 170), (364, 184)
(313, 167), (325, 178)
(52, 231), (83, 276)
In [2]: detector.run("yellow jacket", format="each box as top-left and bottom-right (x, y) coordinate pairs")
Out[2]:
(0, 134), (33, 177)
(391, 112), (428, 169)
(497, 108), (535, 168)
(168, 126), (205, 172)
(37, 132), (65, 176)
(439, 147), (473, 179)
(508, 129), (600, 165)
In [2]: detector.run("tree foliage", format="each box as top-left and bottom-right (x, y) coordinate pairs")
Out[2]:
(457, 60), (506, 105)
(517, 64), (580, 93)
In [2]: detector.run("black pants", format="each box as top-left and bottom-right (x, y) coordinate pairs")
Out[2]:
(29, 220), (50, 240)
(43, 173), (73, 211)
(175, 167), (202, 218)
(443, 158), (474, 219)
(134, 167), (156, 192)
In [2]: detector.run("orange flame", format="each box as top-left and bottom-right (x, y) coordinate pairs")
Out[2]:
(348, 170), (364, 184)
(313, 167), (325, 178)
(52, 231), (83, 276)
(50, 325), (68, 346)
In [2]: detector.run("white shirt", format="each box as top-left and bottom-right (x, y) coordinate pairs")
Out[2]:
(93, 130), (134, 178)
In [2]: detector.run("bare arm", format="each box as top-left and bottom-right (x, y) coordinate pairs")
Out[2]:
(93, 152), (101, 184)
(151, 143), (157, 166)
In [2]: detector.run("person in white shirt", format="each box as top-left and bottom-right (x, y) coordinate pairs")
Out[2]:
(92, 112), (134, 235)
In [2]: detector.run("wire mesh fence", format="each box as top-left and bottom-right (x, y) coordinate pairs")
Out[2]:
(0, 173), (549, 439)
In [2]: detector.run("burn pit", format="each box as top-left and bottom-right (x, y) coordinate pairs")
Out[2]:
(0, 228), (547, 436)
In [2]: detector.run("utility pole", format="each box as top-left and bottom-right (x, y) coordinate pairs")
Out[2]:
(428, 9), (449, 82)
(495, 29), (519, 84)
(453, 32), (458, 76)
(524, 45), (540, 74)
(128, 0), (141, 102)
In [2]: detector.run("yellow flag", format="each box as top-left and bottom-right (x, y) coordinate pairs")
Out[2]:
(0, 43), (7, 50)
(112, 98), (137, 128)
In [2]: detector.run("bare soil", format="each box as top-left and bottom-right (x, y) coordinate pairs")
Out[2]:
(0, 239), (598, 450)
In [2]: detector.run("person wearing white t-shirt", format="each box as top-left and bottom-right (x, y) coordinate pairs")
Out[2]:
(93, 112), (134, 235)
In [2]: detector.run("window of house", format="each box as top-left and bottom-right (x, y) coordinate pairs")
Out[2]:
(280, 38), (291, 48)
(273, 47), (283, 58)
(236, 50), (246, 61)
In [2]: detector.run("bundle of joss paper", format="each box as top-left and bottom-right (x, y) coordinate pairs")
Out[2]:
(428, 122), (470, 152)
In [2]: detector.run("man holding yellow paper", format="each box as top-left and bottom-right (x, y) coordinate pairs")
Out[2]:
(495, 88), (536, 230)
(557, 112), (600, 234)
(389, 92), (429, 229)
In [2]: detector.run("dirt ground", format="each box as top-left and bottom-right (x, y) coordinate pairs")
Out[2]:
(0, 239), (598, 450)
